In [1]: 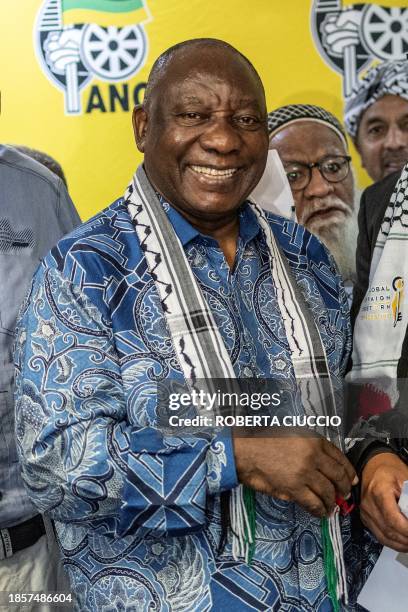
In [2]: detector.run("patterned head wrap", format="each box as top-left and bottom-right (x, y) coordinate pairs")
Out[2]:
(344, 60), (408, 139)
(268, 104), (348, 150)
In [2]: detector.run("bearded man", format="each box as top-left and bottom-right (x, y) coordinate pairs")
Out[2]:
(268, 104), (358, 295)
(14, 40), (358, 611)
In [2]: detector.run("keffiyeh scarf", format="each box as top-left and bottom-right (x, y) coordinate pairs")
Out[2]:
(344, 60), (408, 139)
(349, 164), (408, 413)
(124, 164), (348, 609)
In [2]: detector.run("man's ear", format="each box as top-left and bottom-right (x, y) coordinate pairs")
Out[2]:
(132, 105), (148, 153)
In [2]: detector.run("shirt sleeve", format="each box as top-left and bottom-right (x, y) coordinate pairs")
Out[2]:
(14, 264), (237, 535)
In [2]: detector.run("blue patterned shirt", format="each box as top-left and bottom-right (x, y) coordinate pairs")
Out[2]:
(15, 196), (352, 611)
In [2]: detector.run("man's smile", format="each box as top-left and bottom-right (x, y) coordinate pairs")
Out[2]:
(188, 164), (240, 180)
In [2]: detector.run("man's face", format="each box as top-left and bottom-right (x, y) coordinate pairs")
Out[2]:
(356, 94), (408, 183)
(133, 47), (269, 224)
(269, 122), (354, 236)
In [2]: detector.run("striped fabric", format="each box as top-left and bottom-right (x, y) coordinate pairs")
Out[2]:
(268, 104), (348, 150)
(0, 219), (34, 253)
(344, 61), (408, 139)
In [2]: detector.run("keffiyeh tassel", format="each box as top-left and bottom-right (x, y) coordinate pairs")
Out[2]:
(322, 504), (350, 611)
(230, 485), (256, 563)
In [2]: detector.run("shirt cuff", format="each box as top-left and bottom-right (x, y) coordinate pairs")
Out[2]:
(206, 429), (238, 494)
(348, 439), (397, 477)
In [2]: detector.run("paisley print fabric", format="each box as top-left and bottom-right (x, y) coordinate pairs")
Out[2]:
(14, 197), (362, 611)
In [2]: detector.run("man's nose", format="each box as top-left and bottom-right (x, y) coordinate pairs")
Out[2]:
(199, 117), (241, 155)
(384, 125), (406, 149)
(303, 166), (334, 198)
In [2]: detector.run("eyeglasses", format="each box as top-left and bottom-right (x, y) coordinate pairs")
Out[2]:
(283, 155), (352, 191)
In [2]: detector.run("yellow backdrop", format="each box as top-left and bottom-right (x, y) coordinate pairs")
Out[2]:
(1, 0), (404, 219)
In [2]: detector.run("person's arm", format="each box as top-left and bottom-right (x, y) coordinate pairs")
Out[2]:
(14, 263), (237, 536)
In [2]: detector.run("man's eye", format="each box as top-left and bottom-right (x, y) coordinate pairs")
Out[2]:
(367, 124), (385, 136)
(286, 170), (302, 183)
(234, 115), (260, 129)
(177, 112), (206, 124)
(323, 161), (342, 174)
(238, 116), (256, 124)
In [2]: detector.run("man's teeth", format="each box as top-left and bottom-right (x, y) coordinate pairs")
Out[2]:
(190, 165), (237, 177)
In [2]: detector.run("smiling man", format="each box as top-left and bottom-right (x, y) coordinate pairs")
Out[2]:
(14, 40), (358, 611)
(344, 60), (408, 183)
(268, 104), (357, 293)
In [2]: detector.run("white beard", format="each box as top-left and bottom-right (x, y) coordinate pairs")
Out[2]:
(313, 203), (359, 285)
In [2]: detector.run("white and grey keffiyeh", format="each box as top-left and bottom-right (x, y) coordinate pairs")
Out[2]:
(349, 163), (408, 409)
(123, 164), (347, 602)
(344, 60), (408, 139)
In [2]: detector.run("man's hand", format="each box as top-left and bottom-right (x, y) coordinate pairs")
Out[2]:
(233, 432), (357, 517)
(361, 452), (408, 551)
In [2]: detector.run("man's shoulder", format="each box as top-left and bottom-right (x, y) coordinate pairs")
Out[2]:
(362, 171), (400, 214)
(263, 211), (343, 310)
(360, 171), (401, 236)
(43, 197), (137, 271)
(0, 145), (62, 195)
(263, 210), (330, 262)
(364, 171), (400, 200)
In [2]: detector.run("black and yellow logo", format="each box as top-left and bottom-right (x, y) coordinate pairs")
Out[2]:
(392, 276), (404, 327)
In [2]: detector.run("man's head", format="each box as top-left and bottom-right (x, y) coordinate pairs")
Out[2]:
(344, 61), (408, 183)
(268, 104), (354, 233)
(133, 39), (269, 227)
(268, 104), (356, 281)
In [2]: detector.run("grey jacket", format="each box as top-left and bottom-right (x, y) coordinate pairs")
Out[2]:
(0, 145), (81, 527)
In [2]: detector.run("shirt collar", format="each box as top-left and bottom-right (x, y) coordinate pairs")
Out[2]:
(158, 196), (261, 248)
(238, 204), (262, 247)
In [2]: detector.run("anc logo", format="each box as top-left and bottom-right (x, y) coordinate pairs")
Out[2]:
(34, 0), (151, 115)
(311, 1), (408, 97)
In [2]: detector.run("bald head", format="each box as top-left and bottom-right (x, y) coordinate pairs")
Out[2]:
(143, 38), (265, 111)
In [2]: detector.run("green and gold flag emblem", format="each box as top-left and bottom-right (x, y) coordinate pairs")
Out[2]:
(61, 0), (148, 27)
